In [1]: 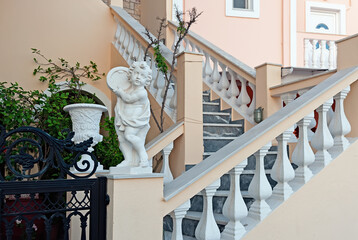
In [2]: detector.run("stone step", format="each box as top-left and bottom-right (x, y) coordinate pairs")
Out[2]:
(202, 92), (211, 102)
(202, 101), (220, 112)
(203, 111), (231, 124)
(203, 122), (244, 137)
(203, 137), (236, 152)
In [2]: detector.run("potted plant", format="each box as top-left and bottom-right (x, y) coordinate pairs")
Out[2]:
(32, 49), (108, 172)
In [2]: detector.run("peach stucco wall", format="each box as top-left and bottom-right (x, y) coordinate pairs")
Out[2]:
(0, 0), (116, 100)
(184, 0), (284, 68)
(182, 0), (358, 68)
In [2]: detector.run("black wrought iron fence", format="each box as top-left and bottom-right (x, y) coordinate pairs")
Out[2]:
(0, 125), (108, 240)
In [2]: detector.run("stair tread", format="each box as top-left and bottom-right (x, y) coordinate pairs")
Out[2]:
(203, 111), (230, 116)
(203, 123), (242, 127)
(203, 102), (220, 105)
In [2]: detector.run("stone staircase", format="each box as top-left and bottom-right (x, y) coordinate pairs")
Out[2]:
(164, 91), (278, 239)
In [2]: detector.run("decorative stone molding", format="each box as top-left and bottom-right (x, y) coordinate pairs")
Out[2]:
(64, 103), (108, 173)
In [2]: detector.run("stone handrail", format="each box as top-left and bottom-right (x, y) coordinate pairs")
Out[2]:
(145, 121), (184, 159)
(270, 69), (336, 97)
(144, 121), (184, 184)
(163, 66), (358, 217)
(111, 6), (178, 121)
(168, 21), (257, 124)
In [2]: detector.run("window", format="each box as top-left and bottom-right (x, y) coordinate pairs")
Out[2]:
(233, 0), (248, 9)
(306, 1), (346, 34)
(226, 0), (260, 18)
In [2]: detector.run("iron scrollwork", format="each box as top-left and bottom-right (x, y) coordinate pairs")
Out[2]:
(0, 125), (99, 180)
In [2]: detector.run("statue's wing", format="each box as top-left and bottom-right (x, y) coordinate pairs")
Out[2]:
(107, 67), (130, 91)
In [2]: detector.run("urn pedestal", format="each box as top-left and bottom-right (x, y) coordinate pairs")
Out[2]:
(64, 103), (107, 173)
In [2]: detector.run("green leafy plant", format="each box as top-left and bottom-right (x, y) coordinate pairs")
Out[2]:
(94, 117), (124, 168)
(32, 48), (105, 103)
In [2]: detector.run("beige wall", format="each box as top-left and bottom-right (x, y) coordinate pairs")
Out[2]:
(140, 0), (170, 38)
(0, 0), (116, 102)
(184, 0), (284, 68)
(179, 0), (358, 68)
(244, 140), (358, 240)
(336, 34), (358, 137)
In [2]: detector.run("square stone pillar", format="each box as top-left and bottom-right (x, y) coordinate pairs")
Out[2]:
(170, 51), (204, 177)
(100, 173), (164, 240)
(255, 63), (282, 119)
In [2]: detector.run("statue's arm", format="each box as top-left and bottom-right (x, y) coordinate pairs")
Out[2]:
(115, 88), (146, 104)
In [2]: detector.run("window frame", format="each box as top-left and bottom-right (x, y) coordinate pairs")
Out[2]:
(226, 0), (260, 18)
(305, 1), (346, 35)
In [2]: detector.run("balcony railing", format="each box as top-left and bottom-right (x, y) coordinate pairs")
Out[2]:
(304, 39), (337, 70)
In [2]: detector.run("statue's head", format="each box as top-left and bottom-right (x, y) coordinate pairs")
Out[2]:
(129, 61), (152, 87)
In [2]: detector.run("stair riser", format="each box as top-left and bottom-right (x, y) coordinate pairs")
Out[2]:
(203, 125), (243, 138)
(204, 138), (234, 152)
(203, 103), (221, 112)
(203, 114), (231, 124)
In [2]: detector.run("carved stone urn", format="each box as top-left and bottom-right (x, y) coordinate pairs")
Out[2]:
(63, 103), (108, 173)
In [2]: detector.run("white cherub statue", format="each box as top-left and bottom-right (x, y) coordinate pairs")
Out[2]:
(107, 61), (153, 174)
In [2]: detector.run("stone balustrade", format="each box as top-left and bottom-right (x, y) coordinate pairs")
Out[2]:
(112, 8), (177, 121)
(304, 38), (337, 70)
(168, 21), (257, 124)
(165, 68), (356, 239)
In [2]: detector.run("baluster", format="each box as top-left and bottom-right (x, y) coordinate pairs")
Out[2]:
(281, 93), (297, 142)
(189, 41), (197, 53)
(117, 22), (125, 50)
(328, 87), (351, 157)
(327, 106), (334, 126)
(291, 113), (315, 190)
(184, 38), (190, 52)
(161, 142), (174, 184)
(217, 63), (230, 91)
(172, 29), (178, 51)
(221, 160), (248, 240)
(328, 41), (335, 70)
(195, 179), (221, 240)
(156, 73), (166, 100)
(248, 143), (272, 221)
(226, 69), (240, 103)
(270, 130), (295, 206)
(298, 89), (316, 140)
(119, 29), (127, 55)
(113, 19), (121, 49)
(312, 39), (318, 68)
(203, 52), (213, 83)
(126, 34), (134, 62)
(170, 201), (191, 240)
(310, 99), (334, 174)
(169, 77), (177, 120)
(320, 40), (326, 69)
(247, 82), (256, 117)
(160, 74), (169, 99)
(211, 57), (221, 85)
(131, 40), (140, 61)
(304, 39), (310, 68)
(236, 76), (250, 114)
(122, 30), (130, 59)
(138, 46), (145, 61)
(334, 44), (338, 69)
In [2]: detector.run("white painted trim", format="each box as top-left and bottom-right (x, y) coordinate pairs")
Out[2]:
(43, 81), (112, 117)
(305, 1), (346, 35)
(290, 0), (297, 67)
(226, 0), (260, 18)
